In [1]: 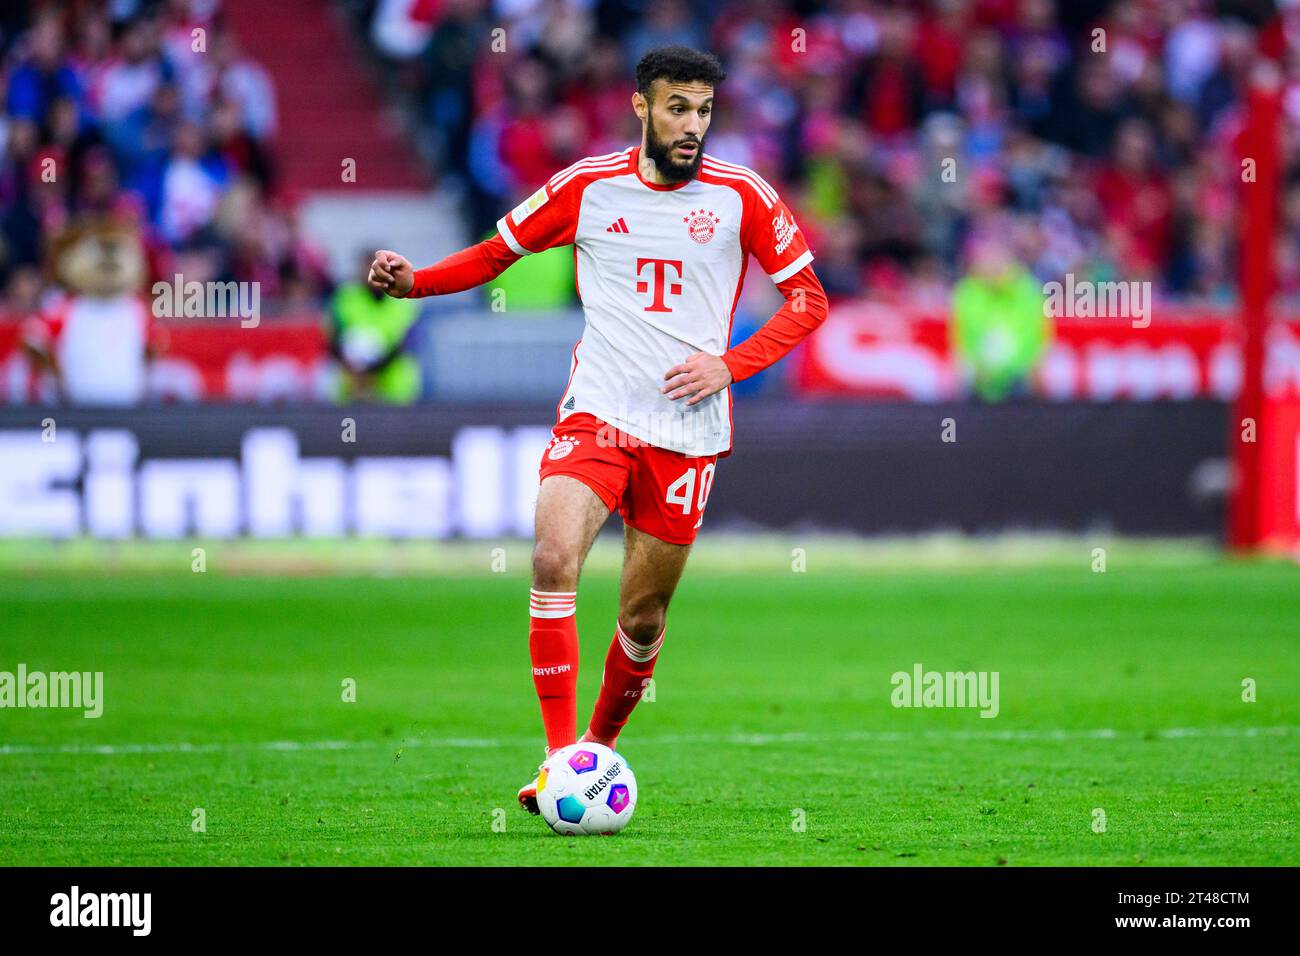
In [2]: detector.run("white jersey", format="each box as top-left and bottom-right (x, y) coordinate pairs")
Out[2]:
(495, 146), (814, 457)
(25, 295), (152, 406)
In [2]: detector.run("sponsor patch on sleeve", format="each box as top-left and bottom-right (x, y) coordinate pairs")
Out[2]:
(512, 186), (550, 224)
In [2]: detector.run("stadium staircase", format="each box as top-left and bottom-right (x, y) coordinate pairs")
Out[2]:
(223, 0), (430, 192)
(222, 1), (466, 277)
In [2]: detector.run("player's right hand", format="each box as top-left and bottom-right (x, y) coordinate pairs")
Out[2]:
(368, 250), (414, 297)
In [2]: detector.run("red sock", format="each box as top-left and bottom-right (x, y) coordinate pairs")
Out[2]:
(586, 621), (664, 746)
(529, 589), (579, 751)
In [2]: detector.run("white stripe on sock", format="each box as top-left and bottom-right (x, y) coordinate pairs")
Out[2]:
(616, 622), (663, 663)
(530, 589), (575, 619)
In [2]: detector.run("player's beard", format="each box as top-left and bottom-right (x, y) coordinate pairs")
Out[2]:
(644, 114), (704, 183)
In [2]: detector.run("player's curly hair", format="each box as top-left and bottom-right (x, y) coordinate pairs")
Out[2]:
(635, 46), (726, 102)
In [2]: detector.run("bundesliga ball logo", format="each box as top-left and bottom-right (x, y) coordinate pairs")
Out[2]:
(684, 209), (720, 244)
(537, 743), (638, 835)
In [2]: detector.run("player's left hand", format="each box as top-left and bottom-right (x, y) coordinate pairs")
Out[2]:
(662, 352), (733, 406)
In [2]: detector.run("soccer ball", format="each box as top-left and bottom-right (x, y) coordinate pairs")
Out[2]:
(536, 743), (638, 836)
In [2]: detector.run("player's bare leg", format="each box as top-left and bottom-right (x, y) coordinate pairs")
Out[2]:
(519, 475), (611, 813)
(581, 523), (693, 751)
(532, 475), (611, 590)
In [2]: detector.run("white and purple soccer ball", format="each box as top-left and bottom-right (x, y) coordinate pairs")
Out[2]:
(536, 743), (638, 836)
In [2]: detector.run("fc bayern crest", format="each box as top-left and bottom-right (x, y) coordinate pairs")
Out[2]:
(548, 435), (580, 460)
(683, 209), (720, 244)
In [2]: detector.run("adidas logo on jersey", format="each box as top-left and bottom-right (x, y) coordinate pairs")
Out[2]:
(605, 217), (630, 234)
(562, 395), (576, 410)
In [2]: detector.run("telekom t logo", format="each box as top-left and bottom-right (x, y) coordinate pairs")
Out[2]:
(635, 258), (684, 313)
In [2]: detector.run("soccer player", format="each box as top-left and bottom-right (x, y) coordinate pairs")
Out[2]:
(367, 46), (828, 812)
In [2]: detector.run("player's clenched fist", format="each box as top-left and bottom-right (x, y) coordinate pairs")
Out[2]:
(368, 250), (414, 297)
(661, 351), (733, 406)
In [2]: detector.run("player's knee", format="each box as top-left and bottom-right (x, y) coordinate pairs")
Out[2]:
(619, 606), (666, 646)
(531, 542), (580, 591)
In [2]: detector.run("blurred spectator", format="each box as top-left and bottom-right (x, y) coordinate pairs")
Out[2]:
(0, 1), (293, 314)
(203, 28), (276, 141)
(846, 8), (925, 139)
(951, 232), (1051, 401)
(3, 263), (44, 316)
(420, 0), (486, 184)
(225, 193), (331, 305)
(159, 119), (228, 244)
(326, 248), (422, 404)
(1095, 117), (1172, 279)
(625, 0), (707, 66)
(210, 95), (272, 187)
(6, 13), (80, 124)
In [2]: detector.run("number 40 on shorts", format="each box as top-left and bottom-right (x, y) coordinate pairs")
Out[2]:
(665, 463), (716, 529)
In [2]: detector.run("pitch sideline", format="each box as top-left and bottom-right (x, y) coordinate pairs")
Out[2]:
(0, 724), (1294, 757)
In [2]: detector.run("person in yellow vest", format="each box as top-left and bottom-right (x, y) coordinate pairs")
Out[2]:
(951, 235), (1052, 402)
(327, 249), (423, 403)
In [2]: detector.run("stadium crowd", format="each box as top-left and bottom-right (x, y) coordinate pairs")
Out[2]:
(0, 0), (331, 316)
(366, 0), (1298, 307)
(1, 0), (1298, 405)
(4, 0), (1297, 312)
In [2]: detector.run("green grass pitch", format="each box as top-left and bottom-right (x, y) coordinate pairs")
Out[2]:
(0, 539), (1297, 866)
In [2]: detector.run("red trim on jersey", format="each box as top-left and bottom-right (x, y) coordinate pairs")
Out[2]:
(549, 149), (633, 192)
(700, 157), (778, 206)
(631, 146), (691, 191)
(698, 161), (766, 257)
(501, 152), (634, 256)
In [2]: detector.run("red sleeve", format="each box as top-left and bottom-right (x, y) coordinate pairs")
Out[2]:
(720, 263), (828, 383)
(742, 188), (814, 284)
(406, 233), (521, 298)
(494, 176), (581, 256)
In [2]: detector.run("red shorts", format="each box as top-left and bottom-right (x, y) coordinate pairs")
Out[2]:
(538, 412), (718, 545)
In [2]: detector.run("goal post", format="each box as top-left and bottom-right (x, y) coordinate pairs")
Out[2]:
(1228, 60), (1282, 550)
